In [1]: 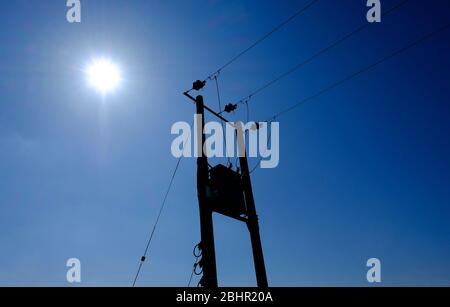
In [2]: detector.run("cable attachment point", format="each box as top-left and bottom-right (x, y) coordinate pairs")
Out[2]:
(208, 71), (221, 81)
(224, 103), (238, 113)
(194, 259), (204, 276)
(192, 80), (206, 91)
(251, 122), (263, 131)
(198, 276), (205, 288)
(193, 242), (203, 258)
(197, 257), (204, 269)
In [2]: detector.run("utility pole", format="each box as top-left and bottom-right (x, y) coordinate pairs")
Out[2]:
(236, 124), (268, 288)
(196, 95), (218, 288)
(185, 86), (268, 288)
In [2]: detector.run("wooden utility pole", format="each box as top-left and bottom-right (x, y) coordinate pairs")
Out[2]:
(196, 95), (218, 288)
(236, 123), (268, 288)
(185, 90), (268, 288)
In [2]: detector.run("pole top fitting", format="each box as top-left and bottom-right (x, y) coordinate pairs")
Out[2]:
(193, 80), (206, 91)
(224, 103), (238, 113)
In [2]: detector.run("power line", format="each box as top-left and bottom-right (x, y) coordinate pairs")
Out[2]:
(203, 0), (320, 82)
(248, 22), (450, 172)
(188, 243), (203, 287)
(187, 266), (196, 287)
(213, 76), (226, 125)
(237, 0), (411, 105)
(132, 156), (183, 287)
(247, 121), (272, 175)
(213, 76), (233, 166)
(269, 22), (450, 121)
(213, 76), (223, 115)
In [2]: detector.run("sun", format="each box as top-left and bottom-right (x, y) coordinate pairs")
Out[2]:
(86, 58), (121, 94)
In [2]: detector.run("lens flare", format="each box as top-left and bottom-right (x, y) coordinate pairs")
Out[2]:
(86, 59), (121, 94)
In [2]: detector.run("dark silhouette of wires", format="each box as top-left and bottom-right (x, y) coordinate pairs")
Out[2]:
(203, 0), (321, 83)
(213, 76), (233, 166)
(237, 0), (411, 106)
(249, 126), (272, 175)
(270, 22), (450, 121)
(213, 76), (223, 116)
(188, 243), (203, 287)
(248, 21), (450, 172)
(132, 156), (183, 287)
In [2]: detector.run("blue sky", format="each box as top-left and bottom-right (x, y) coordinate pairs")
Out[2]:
(0, 0), (449, 286)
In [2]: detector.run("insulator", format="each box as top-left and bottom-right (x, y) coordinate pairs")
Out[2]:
(224, 103), (238, 113)
(192, 80), (206, 91)
(251, 122), (262, 131)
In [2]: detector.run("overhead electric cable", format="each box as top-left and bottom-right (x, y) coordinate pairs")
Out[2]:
(132, 157), (183, 287)
(185, 0), (320, 93)
(248, 22), (450, 172)
(270, 22), (450, 121)
(237, 0), (411, 105)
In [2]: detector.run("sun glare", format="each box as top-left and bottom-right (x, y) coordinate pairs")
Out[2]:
(86, 58), (121, 94)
